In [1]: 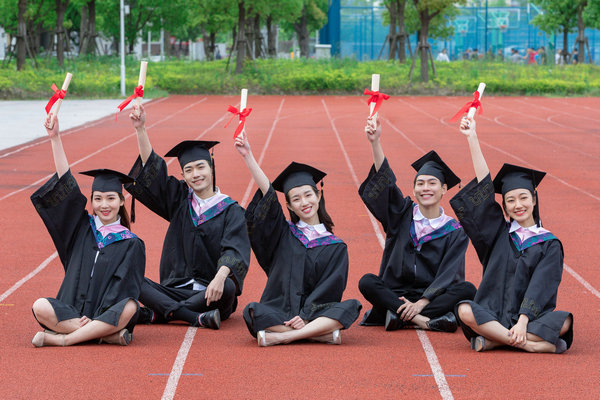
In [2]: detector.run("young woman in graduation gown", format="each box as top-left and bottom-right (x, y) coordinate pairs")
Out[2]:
(30, 114), (145, 347)
(125, 105), (250, 328)
(450, 116), (573, 353)
(234, 133), (362, 346)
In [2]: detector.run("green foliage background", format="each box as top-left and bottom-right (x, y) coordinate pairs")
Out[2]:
(1, 57), (599, 99)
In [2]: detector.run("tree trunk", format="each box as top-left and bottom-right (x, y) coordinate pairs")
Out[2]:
(562, 28), (568, 63)
(55, 0), (69, 67)
(202, 27), (213, 60)
(235, 1), (246, 74)
(244, 7), (254, 60)
(17, 0), (27, 70)
(419, 14), (430, 82)
(266, 15), (277, 57)
(87, 0), (96, 55)
(576, 2), (586, 64)
(397, 0), (406, 63)
(294, 6), (309, 58)
(79, 3), (89, 55)
(254, 15), (262, 59)
(386, 1), (397, 60)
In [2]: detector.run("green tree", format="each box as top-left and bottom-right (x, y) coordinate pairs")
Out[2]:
(532, 0), (580, 63)
(290, 0), (327, 58)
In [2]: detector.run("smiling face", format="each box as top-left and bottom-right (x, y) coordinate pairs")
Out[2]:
(286, 185), (321, 225)
(182, 159), (213, 196)
(413, 174), (447, 208)
(503, 188), (536, 226)
(92, 191), (124, 225)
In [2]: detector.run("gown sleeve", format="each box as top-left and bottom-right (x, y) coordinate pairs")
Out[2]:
(519, 240), (564, 321)
(125, 150), (188, 221)
(449, 174), (506, 266)
(358, 158), (413, 235)
(422, 229), (469, 299)
(216, 205), (251, 295)
(300, 244), (349, 321)
(244, 185), (287, 275)
(30, 170), (88, 270)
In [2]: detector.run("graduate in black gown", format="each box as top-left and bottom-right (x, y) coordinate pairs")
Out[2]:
(450, 116), (573, 353)
(234, 132), (361, 346)
(125, 104), (250, 329)
(358, 116), (476, 332)
(30, 114), (145, 347)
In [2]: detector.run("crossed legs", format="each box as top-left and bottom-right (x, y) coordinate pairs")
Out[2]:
(457, 303), (572, 353)
(31, 298), (138, 347)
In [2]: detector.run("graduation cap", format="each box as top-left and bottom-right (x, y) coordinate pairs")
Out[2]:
(492, 163), (546, 195)
(79, 169), (134, 194)
(411, 150), (461, 189)
(164, 140), (219, 169)
(272, 162), (327, 194)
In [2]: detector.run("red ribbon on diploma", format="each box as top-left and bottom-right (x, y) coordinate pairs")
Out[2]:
(450, 91), (483, 122)
(117, 85), (144, 112)
(45, 84), (67, 114)
(225, 105), (252, 139)
(364, 89), (390, 117)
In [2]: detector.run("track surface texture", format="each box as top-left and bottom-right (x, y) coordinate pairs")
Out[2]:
(1, 95), (598, 399)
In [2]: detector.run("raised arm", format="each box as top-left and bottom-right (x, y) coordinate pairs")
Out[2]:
(44, 113), (69, 178)
(234, 131), (270, 195)
(459, 117), (489, 182)
(130, 104), (152, 164)
(365, 116), (385, 171)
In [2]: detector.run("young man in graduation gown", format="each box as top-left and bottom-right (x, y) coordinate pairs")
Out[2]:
(125, 104), (251, 329)
(358, 117), (476, 332)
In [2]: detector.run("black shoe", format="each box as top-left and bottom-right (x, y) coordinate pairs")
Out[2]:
(138, 307), (155, 324)
(427, 312), (458, 332)
(385, 310), (404, 331)
(197, 309), (221, 330)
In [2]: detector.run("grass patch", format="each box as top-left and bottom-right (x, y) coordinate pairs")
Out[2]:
(1, 56), (599, 99)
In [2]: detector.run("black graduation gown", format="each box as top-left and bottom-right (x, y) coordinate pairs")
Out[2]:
(358, 158), (469, 324)
(125, 151), (250, 308)
(30, 171), (145, 327)
(242, 186), (362, 336)
(450, 174), (573, 347)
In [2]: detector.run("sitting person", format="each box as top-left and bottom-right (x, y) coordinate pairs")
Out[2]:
(358, 116), (476, 332)
(31, 114), (145, 347)
(235, 132), (361, 346)
(450, 116), (573, 353)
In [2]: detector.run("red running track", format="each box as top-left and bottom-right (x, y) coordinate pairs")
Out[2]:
(1, 95), (599, 399)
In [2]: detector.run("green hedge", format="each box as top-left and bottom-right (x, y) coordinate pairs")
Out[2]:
(1, 56), (599, 99)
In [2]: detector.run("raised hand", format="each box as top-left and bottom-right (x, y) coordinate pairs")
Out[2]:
(234, 130), (251, 157)
(129, 104), (146, 130)
(459, 116), (476, 137)
(365, 116), (381, 142)
(44, 113), (60, 138)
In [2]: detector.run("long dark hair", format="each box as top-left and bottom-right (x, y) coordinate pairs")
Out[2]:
(285, 186), (335, 233)
(90, 193), (131, 230)
(501, 189), (541, 227)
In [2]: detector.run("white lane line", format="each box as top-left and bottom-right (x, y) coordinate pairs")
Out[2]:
(321, 99), (453, 400)
(0, 98), (207, 202)
(161, 327), (197, 400)
(0, 252), (58, 303)
(395, 97), (600, 299)
(240, 98), (285, 207)
(0, 97), (169, 159)
(564, 263), (600, 300)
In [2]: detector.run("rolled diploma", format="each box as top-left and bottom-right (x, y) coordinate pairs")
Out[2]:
(467, 82), (486, 119)
(49, 72), (73, 128)
(370, 74), (380, 118)
(135, 61), (148, 109)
